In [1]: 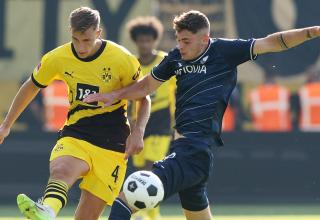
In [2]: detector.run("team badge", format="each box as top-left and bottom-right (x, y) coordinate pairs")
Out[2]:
(101, 67), (112, 83)
(200, 55), (209, 64)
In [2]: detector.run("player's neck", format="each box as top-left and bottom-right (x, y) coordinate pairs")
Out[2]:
(88, 39), (103, 57)
(139, 51), (157, 66)
(185, 41), (210, 61)
(196, 41), (210, 59)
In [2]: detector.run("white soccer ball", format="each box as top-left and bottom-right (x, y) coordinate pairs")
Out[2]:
(123, 170), (164, 210)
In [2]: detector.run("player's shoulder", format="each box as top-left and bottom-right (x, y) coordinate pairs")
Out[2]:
(40, 42), (71, 63)
(213, 37), (254, 47)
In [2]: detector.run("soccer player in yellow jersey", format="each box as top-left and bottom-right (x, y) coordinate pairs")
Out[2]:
(0, 7), (150, 220)
(126, 17), (176, 220)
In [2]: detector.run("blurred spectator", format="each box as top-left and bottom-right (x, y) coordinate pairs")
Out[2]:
(42, 80), (69, 132)
(17, 75), (45, 131)
(292, 65), (320, 131)
(126, 16), (175, 220)
(222, 84), (246, 131)
(249, 67), (292, 131)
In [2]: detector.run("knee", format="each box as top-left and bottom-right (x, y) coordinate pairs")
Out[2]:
(50, 162), (73, 180)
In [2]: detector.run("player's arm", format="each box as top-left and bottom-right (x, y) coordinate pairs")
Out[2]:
(253, 26), (320, 55)
(0, 77), (41, 144)
(84, 74), (162, 106)
(125, 96), (151, 159)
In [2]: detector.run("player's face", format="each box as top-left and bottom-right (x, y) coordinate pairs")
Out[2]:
(176, 29), (209, 60)
(71, 27), (101, 58)
(134, 35), (157, 57)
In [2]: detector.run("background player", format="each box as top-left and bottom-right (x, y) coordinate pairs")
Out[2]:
(0, 7), (150, 220)
(126, 16), (176, 220)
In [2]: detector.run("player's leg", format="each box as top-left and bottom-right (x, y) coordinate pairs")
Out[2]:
(179, 182), (212, 220)
(77, 141), (127, 220)
(74, 189), (106, 220)
(109, 192), (135, 219)
(44, 155), (89, 213)
(143, 135), (171, 220)
(17, 155), (89, 220)
(109, 138), (210, 220)
(177, 140), (214, 220)
(17, 137), (91, 220)
(183, 206), (212, 220)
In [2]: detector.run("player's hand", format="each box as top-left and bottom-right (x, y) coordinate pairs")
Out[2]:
(124, 128), (144, 160)
(309, 26), (320, 38)
(83, 92), (117, 107)
(314, 26), (320, 37)
(0, 124), (10, 145)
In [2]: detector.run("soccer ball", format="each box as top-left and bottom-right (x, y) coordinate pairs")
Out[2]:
(123, 170), (164, 210)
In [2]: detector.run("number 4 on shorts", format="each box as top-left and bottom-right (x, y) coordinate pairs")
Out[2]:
(111, 165), (120, 183)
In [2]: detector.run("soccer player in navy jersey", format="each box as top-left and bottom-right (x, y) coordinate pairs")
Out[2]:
(84, 10), (320, 220)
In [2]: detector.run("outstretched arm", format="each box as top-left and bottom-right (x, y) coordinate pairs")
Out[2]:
(253, 26), (320, 55)
(83, 74), (163, 106)
(0, 77), (41, 144)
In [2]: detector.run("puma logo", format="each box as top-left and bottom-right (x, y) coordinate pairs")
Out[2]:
(64, 71), (73, 77)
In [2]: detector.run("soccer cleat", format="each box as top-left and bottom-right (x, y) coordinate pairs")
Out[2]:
(17, 194), (55, 220)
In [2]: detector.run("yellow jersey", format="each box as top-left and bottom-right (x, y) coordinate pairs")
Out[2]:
(133, 51), (176, 136)
(32, 40), (141, 153)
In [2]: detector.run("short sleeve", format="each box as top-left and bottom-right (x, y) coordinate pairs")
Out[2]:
(216, 38), (257, 67)
(120, 54), (142, 87)
(151, 51), (176, 82)
(32, 53), (59, 88)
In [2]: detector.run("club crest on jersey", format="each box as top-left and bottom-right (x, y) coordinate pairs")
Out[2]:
(200, 55), (209, 64)
(174, 64), (207, 76)
(101, 67), (112, 83)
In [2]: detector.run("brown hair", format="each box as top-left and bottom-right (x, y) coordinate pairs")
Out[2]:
(69, 7), (100, 32)
(127, 16), (163, 41)
(173, 10), (210, 34)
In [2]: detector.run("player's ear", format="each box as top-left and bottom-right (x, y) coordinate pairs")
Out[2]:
(202, 34), (210, 44)
(96, 28), (102, 38)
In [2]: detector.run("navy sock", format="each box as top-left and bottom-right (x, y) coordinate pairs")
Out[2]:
(108, 198), (132, 220)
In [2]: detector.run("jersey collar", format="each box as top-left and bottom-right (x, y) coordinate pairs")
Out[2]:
(189, 38), (212, 63)
(71, 40), (107, 62)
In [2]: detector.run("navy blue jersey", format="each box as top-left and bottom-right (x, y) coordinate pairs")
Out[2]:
(151, 38), (257, 146)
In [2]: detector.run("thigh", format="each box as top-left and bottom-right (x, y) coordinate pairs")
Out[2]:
(79, 141), (127, 206)
(49, 156), (90, 187)
(152, 138), (213, 201)
(75, 189), (106, 220)
(49, 137), (91, 186)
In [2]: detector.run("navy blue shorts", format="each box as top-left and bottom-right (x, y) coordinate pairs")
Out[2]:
(152, 138), (214, 211)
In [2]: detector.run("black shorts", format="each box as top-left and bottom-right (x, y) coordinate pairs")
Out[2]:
(152, 138), (214, 211)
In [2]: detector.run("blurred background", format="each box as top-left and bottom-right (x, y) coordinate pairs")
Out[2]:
(0, 0), (320, 218)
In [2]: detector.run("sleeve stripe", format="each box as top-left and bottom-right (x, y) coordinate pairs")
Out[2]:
(31, 74), (47, 88)
(151, 69), (166, 82)
(250, 39), (258, 60)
